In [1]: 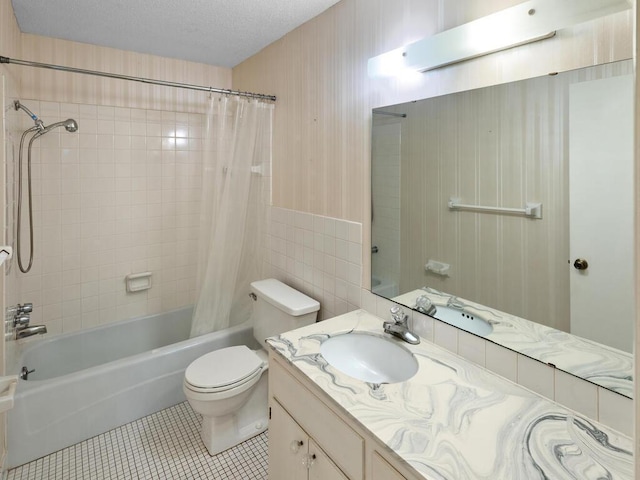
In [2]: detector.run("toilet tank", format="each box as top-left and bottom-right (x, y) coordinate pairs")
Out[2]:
(250, 279), (320, 344)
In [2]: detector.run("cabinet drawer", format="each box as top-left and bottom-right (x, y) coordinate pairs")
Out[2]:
(271, 359), (364, 480)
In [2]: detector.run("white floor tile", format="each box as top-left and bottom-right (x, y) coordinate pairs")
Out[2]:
(7, 402), (268, 480)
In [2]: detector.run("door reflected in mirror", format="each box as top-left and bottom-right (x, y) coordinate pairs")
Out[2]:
(371, 59), (634, 398)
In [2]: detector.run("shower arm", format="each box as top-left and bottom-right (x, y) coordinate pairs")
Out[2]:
(14, 100), (44, 131)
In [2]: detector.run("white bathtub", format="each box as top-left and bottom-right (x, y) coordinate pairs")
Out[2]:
(371, 275), (399, 298)
(6, 307), (257, 468)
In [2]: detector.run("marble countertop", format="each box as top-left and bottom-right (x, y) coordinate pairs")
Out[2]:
(267, 310), (633, 480)
(394, 289), (633, 398)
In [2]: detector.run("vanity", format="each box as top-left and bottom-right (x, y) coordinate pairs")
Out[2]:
(267, 310), (632, 480)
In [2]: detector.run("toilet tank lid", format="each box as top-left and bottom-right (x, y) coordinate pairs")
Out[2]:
(251, 279), (320, 316)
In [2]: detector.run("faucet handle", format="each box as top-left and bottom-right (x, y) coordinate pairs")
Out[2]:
(415, 295), (437, 316)
(17, 303), (33, 315)
(14, 314), (30, 327)
(389, 306), (406, 323)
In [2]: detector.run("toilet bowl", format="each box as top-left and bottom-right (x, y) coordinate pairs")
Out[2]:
(183, 346), (269, 455)
(183, 279), (319, 455)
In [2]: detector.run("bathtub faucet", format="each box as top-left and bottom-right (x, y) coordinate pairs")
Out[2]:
(15, 324), (47, 339)
(6, 302), (38, 340)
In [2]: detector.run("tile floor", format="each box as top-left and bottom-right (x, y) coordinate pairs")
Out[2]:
(7, 402), (268, 480)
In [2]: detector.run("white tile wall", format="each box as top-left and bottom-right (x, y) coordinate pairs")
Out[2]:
(517, 355), (555, 399)
(9, 100), (204, 333)
(410, 310), (434, 343)
(265, 207), (363, 320)
(485, 342), (518, 383)
(433, 321), (458, 353)
(554, 370), (598, 421)
(598, 387), (634, 437)
(457, 331), (486, 367)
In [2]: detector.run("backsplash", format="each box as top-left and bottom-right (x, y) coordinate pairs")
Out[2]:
(264, 206), (363, 321)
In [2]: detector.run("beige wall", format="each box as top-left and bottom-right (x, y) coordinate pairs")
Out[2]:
(233, 0), (632, 226)
(20, 34), (231, 112)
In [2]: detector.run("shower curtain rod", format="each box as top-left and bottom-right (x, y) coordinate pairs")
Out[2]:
(0, 55), (276, 102)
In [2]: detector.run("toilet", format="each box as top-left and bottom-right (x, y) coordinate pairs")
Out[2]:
(183, 278), (320, 455)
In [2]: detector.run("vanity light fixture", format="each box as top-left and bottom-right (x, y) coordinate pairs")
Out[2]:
(368, 0), (632, 77)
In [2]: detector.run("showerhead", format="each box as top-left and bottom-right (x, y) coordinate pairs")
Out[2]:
(43, 119), (79, 133)
(63, 119), (78, 132)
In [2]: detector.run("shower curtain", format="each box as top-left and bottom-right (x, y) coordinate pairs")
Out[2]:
(190, 96), (273, 337)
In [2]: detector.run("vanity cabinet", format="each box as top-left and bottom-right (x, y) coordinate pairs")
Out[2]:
(371, 452), (408, 480)
(269, 352), (420, 480)
(270, 399), (349, 480)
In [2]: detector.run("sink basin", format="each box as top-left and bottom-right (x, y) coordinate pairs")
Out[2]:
(433, 306), (493, 337)
(320, 333), (418, 384)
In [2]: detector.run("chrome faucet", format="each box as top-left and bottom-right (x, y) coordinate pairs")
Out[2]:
(6, 302), (46, 339)
(383, 306), (420, 345)
(16, 325), (47, 339)
(447, 296), (465, 310)
(415, 295), (437, 316)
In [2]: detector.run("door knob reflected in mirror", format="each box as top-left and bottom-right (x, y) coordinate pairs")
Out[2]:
(573, 258), (589, 270)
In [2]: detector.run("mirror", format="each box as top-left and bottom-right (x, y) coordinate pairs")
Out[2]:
(371, 59), (634, 398)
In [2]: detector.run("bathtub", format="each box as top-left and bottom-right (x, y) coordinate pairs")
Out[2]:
(6, 307), (258, 468)
(371, 275), (399, 298)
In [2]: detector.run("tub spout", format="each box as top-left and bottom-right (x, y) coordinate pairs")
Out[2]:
(16, 325), (47, 339)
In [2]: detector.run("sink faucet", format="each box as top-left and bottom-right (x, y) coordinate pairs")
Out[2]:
(16, 325), (47, 339)
(415, 295), (437, 316)
(447, 296), (465, 310)
(383, 306), (420, 345)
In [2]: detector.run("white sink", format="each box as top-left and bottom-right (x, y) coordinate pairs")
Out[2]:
(320, 333), (418, 384)
(433, 305), (493, 337)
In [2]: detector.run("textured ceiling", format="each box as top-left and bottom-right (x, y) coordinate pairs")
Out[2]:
(11, 0), (341, 67)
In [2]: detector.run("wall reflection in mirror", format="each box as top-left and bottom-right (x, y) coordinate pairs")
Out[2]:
(371, 59), (634, 398)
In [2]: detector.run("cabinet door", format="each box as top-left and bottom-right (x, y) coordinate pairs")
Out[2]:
(269, 400), (308, 480)
(371, 452), (407, 480)
(308, 439), (350, 480)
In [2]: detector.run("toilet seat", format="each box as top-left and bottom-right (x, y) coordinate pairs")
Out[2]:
(184, 345), (265, 394)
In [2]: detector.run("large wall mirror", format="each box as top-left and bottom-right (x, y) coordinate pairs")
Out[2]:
(371, 59), (634, 398)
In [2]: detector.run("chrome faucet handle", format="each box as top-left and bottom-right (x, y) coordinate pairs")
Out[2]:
(17, 303), (33, 315)
(415, 295), (437, 316)
(389, 306), (407, 324)
(14, 314), (30, 327)
(446, 296), (465, 309)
